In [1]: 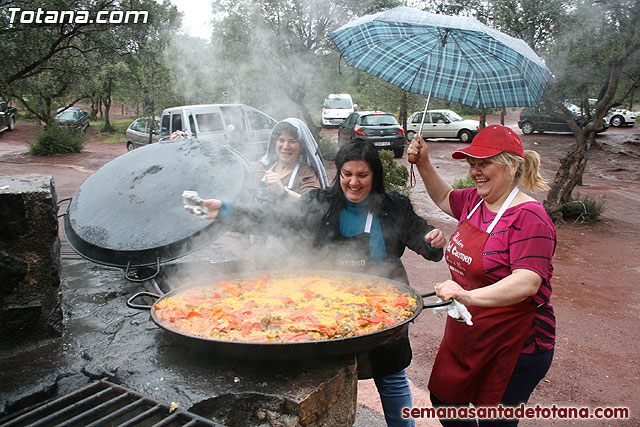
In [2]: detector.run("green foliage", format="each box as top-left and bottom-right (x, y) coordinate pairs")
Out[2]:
(489, 0), (566, 53)
(535, 1), (639, 211)
(379, 149), (410, 197)
(29, 126), (85, 156)
(94, 117), (130, 144)
(560, 195), (606, 224)
(452, 174), (475, 189)
(542, 1), (639, 109)
(317, 135), (339, 162)
(1, 0), (179, 125)
(208, 0), (353, 122)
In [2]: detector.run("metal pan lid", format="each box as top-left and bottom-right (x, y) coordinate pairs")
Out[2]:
(63, 139), (254, 270)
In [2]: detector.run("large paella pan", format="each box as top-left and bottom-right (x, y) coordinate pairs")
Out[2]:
(128, 270), (450, 360)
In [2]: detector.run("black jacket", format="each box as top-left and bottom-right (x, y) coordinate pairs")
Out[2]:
(232, 188), (442, 279)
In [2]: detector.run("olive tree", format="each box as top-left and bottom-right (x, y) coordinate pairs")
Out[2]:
(0, 0), (117, 123)
(1, 0), (179, 127)
(489, 0), (639, 217)
(208, 0), (351, 137)
(539, 0), (640, 216)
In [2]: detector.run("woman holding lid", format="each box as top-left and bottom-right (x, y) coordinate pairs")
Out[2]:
(188, 140), (445, 427)
(407, 125), (556, 426)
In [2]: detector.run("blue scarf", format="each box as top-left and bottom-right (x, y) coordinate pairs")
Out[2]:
(339, 195), (387, 261)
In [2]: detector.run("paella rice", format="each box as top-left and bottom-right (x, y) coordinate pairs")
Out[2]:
(153, 273), (418, 342)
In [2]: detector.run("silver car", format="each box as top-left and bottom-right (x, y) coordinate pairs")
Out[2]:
(125, 117), (161, 151)
(405, 109), (479, 143)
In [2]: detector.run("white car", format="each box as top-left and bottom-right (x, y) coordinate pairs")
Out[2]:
(587, 99), (636, 127)
(406, 109), (479, 143)
(321, 94), (356, 128)
(605, 108), (636, 127)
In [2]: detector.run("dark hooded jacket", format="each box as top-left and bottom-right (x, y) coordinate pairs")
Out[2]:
(233, 188), (441, 276)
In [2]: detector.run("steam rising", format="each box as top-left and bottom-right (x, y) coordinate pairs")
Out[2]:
(161, 195), (407, 293)
(158, 2), (388, 285)
(164, 1), (337, 119)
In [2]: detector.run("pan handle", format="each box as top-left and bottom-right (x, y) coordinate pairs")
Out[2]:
(127, 292), (162, 310)
(56, 197), (72, 218)
(125, 258), (160, 282)
(421, 291), (453, 308)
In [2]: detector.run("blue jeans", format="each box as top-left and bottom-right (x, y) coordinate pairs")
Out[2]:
(374, 369), (415, 427)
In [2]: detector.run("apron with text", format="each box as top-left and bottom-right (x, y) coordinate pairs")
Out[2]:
(428, 187), (536, 405)
(335, 212), (412, 379)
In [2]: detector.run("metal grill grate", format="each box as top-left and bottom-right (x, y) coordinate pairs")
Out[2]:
(60, 237), (83, 260)
(0, 380), (224, 427)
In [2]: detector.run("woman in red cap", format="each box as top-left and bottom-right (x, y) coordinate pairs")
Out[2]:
(407, 125), (556, 426)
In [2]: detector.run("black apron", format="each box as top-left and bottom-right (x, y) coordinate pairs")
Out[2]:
(334, 212), (412, 379)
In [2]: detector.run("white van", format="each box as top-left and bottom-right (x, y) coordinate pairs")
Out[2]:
(321, 94), (355, 128)
(160, 104), (277, 161)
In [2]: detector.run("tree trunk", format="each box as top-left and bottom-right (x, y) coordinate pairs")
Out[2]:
(399, 91), (408, 133)
(293, 95), (320, 141)
(44, 97), (52, 127)
(90, 96), (99, 120)
(148, 99), (155, 145)
(543, 130), (595, 216)
(543, 61), (621, 219)
(479, 109), (486, 129)
(102, 79), (113, 133)
(300, 105), (320, 142)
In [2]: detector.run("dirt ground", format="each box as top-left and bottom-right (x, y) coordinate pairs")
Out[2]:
(1, 111), (639, 426)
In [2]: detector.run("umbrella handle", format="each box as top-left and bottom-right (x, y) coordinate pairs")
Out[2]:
(408, 97), (431, 165)
(409, 164), (417, 187)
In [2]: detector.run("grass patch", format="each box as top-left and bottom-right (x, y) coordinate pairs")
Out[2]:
(29, 125), (85, 155)
(92, 117), (132, 144)
(452, 174), (475, 189)
(560, 194), (606, 223)
(379, 149), (410, 197)
(97, 131), (126, 144)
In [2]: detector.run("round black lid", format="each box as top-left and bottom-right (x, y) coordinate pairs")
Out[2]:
(63, 139), (254, 268)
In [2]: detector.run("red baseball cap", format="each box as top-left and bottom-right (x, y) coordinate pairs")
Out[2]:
(452, 125), (524, 159)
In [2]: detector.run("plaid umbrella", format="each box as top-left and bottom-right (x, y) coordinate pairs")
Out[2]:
(329, 6), (551, 110)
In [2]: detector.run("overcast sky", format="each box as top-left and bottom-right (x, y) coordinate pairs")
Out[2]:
(170, 0), (214, 40)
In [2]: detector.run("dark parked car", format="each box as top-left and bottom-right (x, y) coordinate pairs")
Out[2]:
(125, 117), (161, 151)
(0, 101), (17, 134)
(338, 111), (406, 158)
(54, 107), (90, 131)
(518, 104), (608, 135)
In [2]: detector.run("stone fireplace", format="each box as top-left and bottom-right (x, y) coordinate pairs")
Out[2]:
(0, 174), (63, 347)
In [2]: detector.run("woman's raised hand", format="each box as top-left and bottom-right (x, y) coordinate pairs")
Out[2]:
(264, 170), (285, 193)
(425, 228), (446, 249)
(407, 134), (430, 166)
